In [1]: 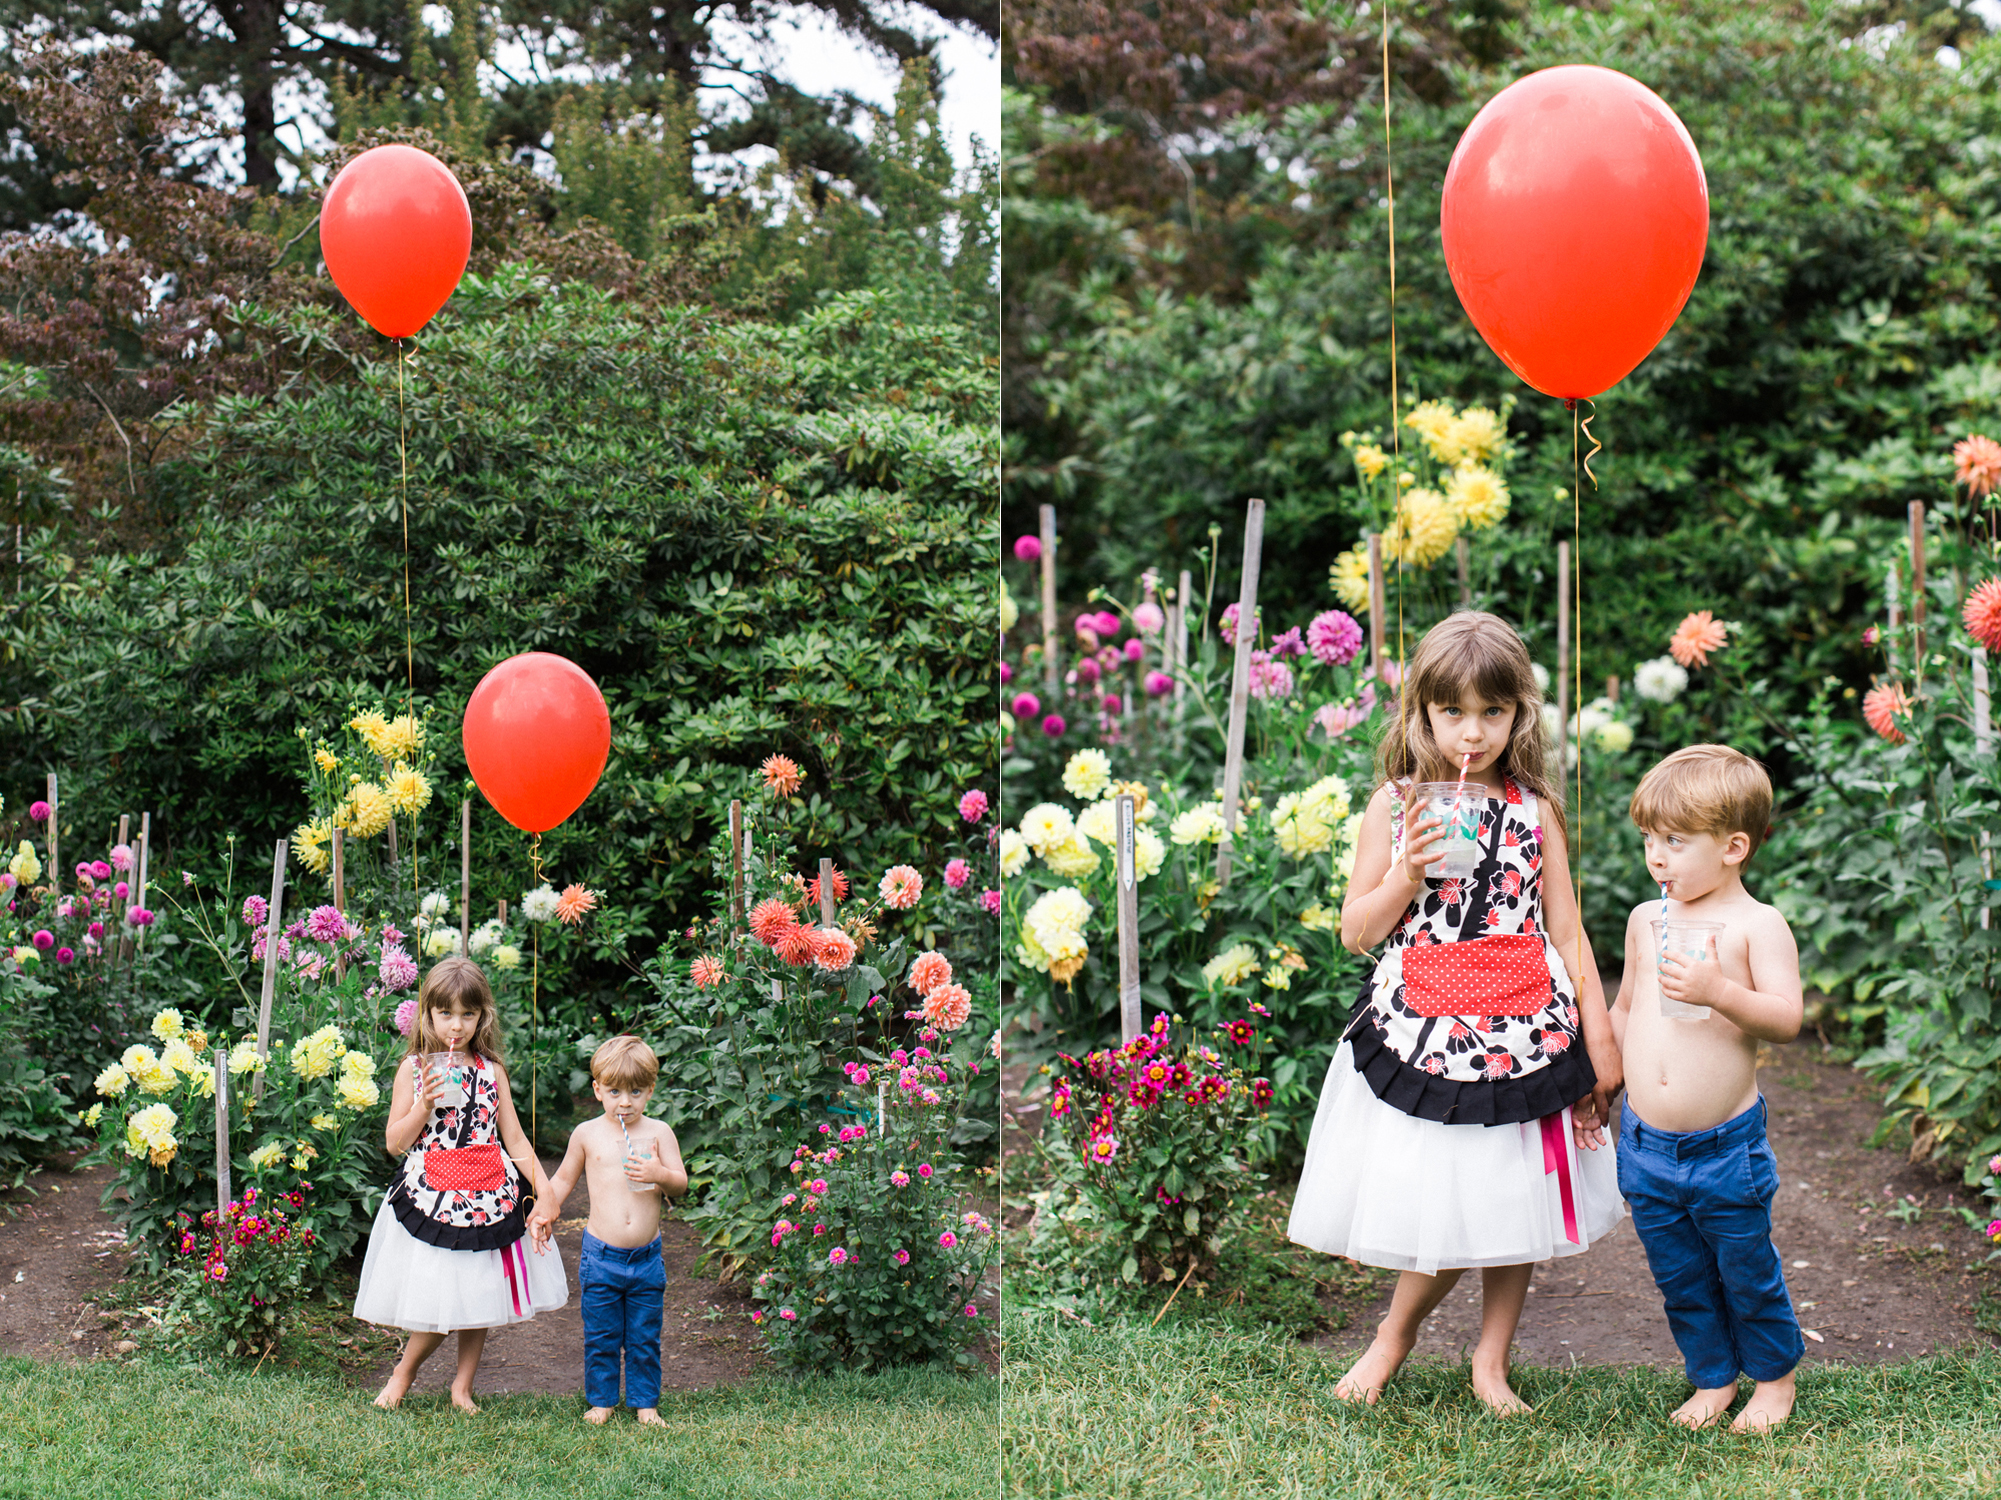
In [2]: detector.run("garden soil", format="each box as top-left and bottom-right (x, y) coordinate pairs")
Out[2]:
(1006, 1033), (2001, 1368)
(1314, 1039), (2001, 1370)
(0, 1154), (769, 1397)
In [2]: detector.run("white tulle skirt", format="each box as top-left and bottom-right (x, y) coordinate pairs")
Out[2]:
(352, 1198), (568, 1333)
(1288, 1041), (1625, 1274)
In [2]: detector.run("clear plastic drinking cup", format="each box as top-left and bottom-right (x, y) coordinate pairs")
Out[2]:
(1652, 919), (1722, 1021)
(422, 1051), (469, 1106)
(1414, 782), (1481, 878)
(620, 1121), (658, 1193)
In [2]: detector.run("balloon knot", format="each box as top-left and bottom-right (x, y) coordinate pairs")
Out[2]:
(1563, 398), (1578, 411)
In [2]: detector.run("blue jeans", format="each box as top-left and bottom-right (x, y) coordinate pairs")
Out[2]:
(1618, 1098), (1803, 1387)
(579, 1231), (666, 1409)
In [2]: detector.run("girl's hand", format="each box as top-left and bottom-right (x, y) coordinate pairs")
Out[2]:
(411, 1057), (445, 1116)
(1398, 794), (1446, 886)
(1659, 937), (1724, 1009)
(1572, 1095), (1608, 1152)
(1582, 1030), (1623, 1146)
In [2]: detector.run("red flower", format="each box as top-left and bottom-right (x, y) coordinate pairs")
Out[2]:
(1224, 1019), (1256, 1046)
(1481, 1049), (1517, 1080)
(1440, 878), (1465, 906)
(1419, 1055), (1447, 1075)
(1539, 1030), (1571, 1056)
(1251, 1078), (1274, 1108)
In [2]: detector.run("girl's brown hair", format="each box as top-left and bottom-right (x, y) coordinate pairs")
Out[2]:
(404, 956), (507, 1066)
(1373, 610), (1567, 838)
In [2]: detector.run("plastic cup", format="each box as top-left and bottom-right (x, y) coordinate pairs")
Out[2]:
(620, 1118), (658, 1193)
(1652, 920), (1722, 1020)
(422, 1051), (469, 1106)
(1414, 782), (1481, 878)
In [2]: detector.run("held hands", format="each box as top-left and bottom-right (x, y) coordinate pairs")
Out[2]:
(1659, 935), (1725, 1010)
(527, 1208), (555, 1255)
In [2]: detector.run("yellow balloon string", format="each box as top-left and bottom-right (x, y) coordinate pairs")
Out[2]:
(1568, 401), (1599, 993)
(1383, 0), (1407, 773)
(397, 339), (418, 918)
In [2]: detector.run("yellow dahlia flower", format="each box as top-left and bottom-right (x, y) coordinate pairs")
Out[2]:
(337, 782), (393, 839)
(1061, 749), (1113, 801)
(1042, 832), (1100, 878)
(94, 1064), (130, 1098)
(291, 820), (332, 875)
(1451, 406), (1505, 464)
(1447, 464), (1510, 530)
(1330, 546), (1371, 614)
(1352, 443), (1388, 481)
(1017, 804), (1075, 857)
(248, 1142), (285, 1170)
(1201, 943), (1260, 989)
(337, 1074), (380, 1111)
(998, 830), (1029, 878)
(150, 1009), (185, 1042)
(349, 711), (392, 756)
(386, 763), (433, 816)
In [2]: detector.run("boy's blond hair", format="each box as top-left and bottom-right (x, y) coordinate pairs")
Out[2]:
(591, 1036), (659, 1092)
(1629, 745), (1773, 863)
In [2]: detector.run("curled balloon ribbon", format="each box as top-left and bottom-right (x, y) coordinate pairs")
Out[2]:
(1580, 398), (1602, 490)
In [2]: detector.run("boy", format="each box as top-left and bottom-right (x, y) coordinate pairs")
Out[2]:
(530, 1035), (689, 1426)
(1607, 745), (1805, 1432)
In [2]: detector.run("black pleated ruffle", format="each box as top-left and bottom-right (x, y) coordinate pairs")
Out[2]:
(388, 1177), (529, 1252)
(1345, 980), (1599, 1128)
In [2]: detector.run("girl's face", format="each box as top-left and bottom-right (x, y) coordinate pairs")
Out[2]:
(429, 995), (483, 1051)
(1423, 687), (1518, 775)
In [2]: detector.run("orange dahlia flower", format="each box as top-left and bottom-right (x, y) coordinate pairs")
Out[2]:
(749, 897), (801, 948)
(804, 866), (850, 907)
(555, 884), (597, 925)
(1964, 579), (2001, 653)
(908, 951), (954, 997)
(922, 982), (973, 1031)
(690, 955), (725, 989)
(1862, 683), (1911, 744)
(761, 754), (805, 798)
(1954, 434), (2001, 498)
(1668, 610), (1729, 669)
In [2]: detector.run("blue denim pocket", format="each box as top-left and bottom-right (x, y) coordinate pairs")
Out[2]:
(1742, 1139), (1780, 1204)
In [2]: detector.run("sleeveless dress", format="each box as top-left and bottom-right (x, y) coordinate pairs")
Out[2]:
(353, 1053), (567, 1332)
(1287, 777), (1624, 1272)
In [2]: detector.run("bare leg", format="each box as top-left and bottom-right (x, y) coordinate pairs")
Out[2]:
(375, 1331), (445, 1409)
(1730, 1370), (1794, 1433)
(1334, 1267), (1466, 1405)
(636, 1407), (665, 1427)
(1469, 1264), (1532, 1415)
(449, 1328), (488, 1413)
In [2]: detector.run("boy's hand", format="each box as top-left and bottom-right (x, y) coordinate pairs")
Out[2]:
(1659, 936), (1725, 1009)
(527, 1210), (553, 1253)
(626, 1147), (671, 1185)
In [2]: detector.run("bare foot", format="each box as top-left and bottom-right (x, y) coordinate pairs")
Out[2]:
(373, 1371), (414, 1410)
(1730, 1374), (1794, 1433)
(1334, 1328), (1416, 1405)
(449, 1386), (481, 1414)
(584, 1406), (614, 1425)
(1669, 1385), (1739, 1429)
(637, 1408), (666, 1427)
(1470, 1358), (1532, 1416)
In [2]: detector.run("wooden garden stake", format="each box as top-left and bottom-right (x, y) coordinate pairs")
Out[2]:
(729, 800), (745, 928)
(253, 839), (287, 1101)
(44, 773), (57, 892)
(1556, 541), (1571, 747)
(819, 858), (836, 927)
(1456, 534), (1472, 609)
(133, 812), (150, 951)
(1886, 559), (1901, 678)
(459, 799), (472, 954)
(498, 899), (507, 925)
(1215, 498), (1266, 890)
(1606, 674), (1620, 706)
(1367, 534), (1385, 680)
(1115, 794), (1140, 1044)
(1909, 501), (1927, 684)
(112, 814), (129, 963)
(1175, 568), (1193, 747)
(214, 1054), (231, 1216)
(1978, 647), (1993, 931)
(1040, 503), (1060, 699)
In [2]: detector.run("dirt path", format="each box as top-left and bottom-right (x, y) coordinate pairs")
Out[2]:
(0, 1153), (767, 1395)
(1313, 1039), (2000, 1370)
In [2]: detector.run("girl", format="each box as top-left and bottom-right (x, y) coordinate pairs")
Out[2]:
(356, 956), (567, 1411)
(1288, 611), (1624, 1414)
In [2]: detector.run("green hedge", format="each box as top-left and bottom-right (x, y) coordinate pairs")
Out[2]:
(2, 274), (998, 1018)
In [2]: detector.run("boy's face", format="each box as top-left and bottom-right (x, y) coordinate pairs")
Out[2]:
(1642, 826), (1751, 900)
(430, 996), (481, 1051)
(593, 1078), (655, 1124)
(1424, 687), (1517, 776)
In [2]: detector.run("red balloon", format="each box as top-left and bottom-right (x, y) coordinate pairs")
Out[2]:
(1440, 65), (1708, 400)
(320, 145), (472, 339)
(462, 654), (610, 834)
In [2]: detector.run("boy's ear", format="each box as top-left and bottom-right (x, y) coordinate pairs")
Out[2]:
(1722, 830), (1752, 867)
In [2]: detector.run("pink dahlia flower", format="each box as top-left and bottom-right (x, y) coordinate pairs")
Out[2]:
(1308, 609), (1363, 666)
(394, 998), (419, 1036)
(813, 929), (858, 972)
(1133, 601), (1165, 634)
(944, 858), (972, 890)
(242, 895), (268, 927)
(1013, 535), (1041, 562)
(378, 945), (419, 992)
(1862, 683), (1911, 744)
(981, 889), (1001, 916)
(909, 950), (953, 996)
(923, 983), (973, 1031)
(1010, 691), (1041, 720)
(1041, 713), (1067, 737)
(958, 789), (988, 823)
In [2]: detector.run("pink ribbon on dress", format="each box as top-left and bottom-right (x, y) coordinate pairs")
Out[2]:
(500, 1238), (526, 1315)
(1539, 1112), (1580, 1245)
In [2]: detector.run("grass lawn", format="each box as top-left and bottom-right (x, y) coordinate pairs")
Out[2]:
(1001, 1311), (2001, 1499)
(0, 1357), (997, 1500)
